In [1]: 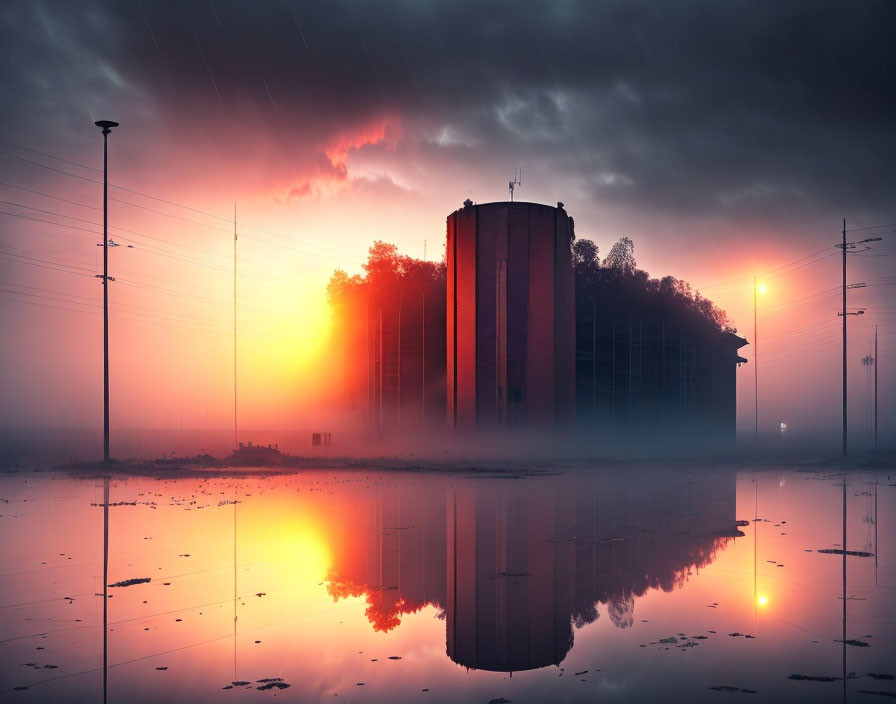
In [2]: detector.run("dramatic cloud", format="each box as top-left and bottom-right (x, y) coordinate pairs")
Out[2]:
(1, 0), (894, 220)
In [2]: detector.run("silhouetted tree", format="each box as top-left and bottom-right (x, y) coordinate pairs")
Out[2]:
(327, 242), (447, 428)
(329, 240), (446, 306)
(602, 236), (636, 272)
(573, 236), (733, 334)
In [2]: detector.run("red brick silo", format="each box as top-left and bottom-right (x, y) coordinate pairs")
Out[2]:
(446, 200), (575, 431)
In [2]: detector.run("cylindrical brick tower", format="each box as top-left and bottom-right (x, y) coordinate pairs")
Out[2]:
(446, 200), (575, 431)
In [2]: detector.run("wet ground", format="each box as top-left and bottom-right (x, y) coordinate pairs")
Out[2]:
(0, 465), (893, 703)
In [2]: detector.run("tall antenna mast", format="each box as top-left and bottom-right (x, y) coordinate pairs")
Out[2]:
(234, 202), (238, 450)
(508, 168), (521, 202)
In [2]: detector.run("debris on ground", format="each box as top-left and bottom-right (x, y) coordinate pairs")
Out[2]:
(108, 577), (150, 588)
(256, 677), (290, 691)
(788, 674), (837, 682)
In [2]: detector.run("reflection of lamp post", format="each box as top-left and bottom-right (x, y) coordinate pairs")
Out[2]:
(94, 120), (118, 464)
(753, 278), (766, 451)
(103, 476), (109, 704)
(753, 476), (758, 623)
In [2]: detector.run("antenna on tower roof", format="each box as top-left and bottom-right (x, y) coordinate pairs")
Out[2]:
(509, 168), (521, 202)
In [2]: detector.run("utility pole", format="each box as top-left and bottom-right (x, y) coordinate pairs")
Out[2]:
(234, 203), (238, 450)
(842, 219), (847, 457)
(94, 120), (118, 464)
(836, 220), (880, 456)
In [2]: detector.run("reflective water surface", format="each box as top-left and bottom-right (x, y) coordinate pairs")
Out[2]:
(0, 466), (893, 703)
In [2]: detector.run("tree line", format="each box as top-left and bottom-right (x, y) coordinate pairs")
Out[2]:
(328, 236), (732, 337)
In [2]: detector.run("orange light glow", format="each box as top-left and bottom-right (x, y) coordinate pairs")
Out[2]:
(757, 594), (768, 607)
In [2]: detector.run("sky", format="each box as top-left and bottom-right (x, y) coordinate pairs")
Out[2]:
(0, 0), (894, 450)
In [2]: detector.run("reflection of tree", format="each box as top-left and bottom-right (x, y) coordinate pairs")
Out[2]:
(320, 473), (739, 670)
(571, 536), (729, 631)
(326, 578), (433, 633)
(327, 533), (731, 637)
(573, 602), (598, 629)
(608, 592), (634, 629)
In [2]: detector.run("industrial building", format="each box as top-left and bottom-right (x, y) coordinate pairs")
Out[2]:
(574, 315), (747, 447)
(328, 198), (746, 448)
(446, 200), (575, 431)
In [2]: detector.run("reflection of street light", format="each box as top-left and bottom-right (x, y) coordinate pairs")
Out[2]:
(95, 119), (118, 464)
(753, 277), (766, 451)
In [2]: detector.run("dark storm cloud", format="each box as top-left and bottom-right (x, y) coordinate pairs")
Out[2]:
(0, 0), (894, 218)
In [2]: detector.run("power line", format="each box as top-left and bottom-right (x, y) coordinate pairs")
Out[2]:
(696, 247), (836, 292)
(845, 221), (896, 232)
(0, 180), (101, 211)
(0, 197), (323, 279)
(0, 248), (296, 319)
(0, 206), (313, 288)
(0, 250), (96, 277)
(0, 287), (292, 340)
(726, 286), (842, 318)
(0, 238), (293, 308)
(0, 137), (102, 173)
(0, 144), (364, 263)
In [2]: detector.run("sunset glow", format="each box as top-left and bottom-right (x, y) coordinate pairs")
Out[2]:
(1, 5), (894, 701)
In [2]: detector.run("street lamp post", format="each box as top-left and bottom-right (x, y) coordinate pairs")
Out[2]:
(95, 120), (118, 463)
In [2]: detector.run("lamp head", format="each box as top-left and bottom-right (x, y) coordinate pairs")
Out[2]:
(757, 283), (767, 295)
(95, 120), (119, 135)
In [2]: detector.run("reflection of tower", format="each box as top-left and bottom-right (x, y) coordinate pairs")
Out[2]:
(447, 485), (575, 671)
(325, 471), (740, 674)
